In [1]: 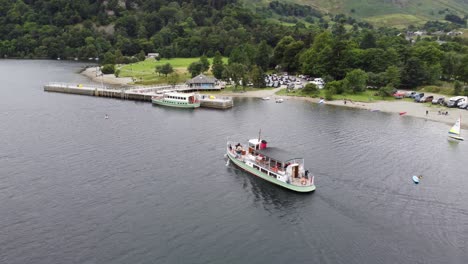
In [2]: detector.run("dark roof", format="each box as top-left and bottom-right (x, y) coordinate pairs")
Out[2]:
(187, 74), (217, 84)
(255, 147), (300, 162)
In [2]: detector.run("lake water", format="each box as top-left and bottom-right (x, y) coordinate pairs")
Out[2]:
(1, 60), (467, 264)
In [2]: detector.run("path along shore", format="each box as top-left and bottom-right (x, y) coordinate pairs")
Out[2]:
(221, 87), (468, 130)
(81, 66), (133, 85)
(81, 69), (468, 129)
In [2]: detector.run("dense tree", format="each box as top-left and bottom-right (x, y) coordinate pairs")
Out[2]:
(255, 40), (271, 71)
(442, 52), (462, 81)
(223, 63), (246, 87)
(200, 55), (210, 73)
(101, 64), (115, 74)
(343, 69), (368, 93)
(160, 63), (174, 77)
(384, 66), (401, 87)
(301, 31), (333, 77)
(188, 61), (203, 77)
(250, 66), (266, 88)
(401, 57), (426, 88)
(211, 51), (224, 79)
(459, 55), (468, 84)
(360, 31), (376, 49)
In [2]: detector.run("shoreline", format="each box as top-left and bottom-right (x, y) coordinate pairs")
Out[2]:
(220, 88), (468, 130)
(81, 70), (467, 130)
(81, 66), (133, 86)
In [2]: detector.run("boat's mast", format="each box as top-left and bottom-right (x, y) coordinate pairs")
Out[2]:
(258, 129), (262, 141)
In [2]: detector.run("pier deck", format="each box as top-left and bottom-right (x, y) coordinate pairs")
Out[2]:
(43, 82), (233, 109)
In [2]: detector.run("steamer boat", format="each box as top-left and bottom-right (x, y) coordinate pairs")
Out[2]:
(226, 132), (316, 193)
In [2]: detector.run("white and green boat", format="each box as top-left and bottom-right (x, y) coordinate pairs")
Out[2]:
(226, 136), (316, 193)
(152, 92), (200, 108)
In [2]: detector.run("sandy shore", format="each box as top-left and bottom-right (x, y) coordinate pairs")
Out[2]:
(221, 88), (468, 129)
(81, 67), (133, 86)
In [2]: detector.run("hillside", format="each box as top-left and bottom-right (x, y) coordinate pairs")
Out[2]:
(274, 0), (468, 27)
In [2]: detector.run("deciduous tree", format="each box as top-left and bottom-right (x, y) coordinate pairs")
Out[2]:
(343, 69), (368, 93)
(211, 51), (224, 79)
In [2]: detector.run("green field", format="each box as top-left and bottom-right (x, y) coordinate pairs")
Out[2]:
(266, 0), (468, 27)
(275, 88), (395, 102)
(364, 14), (427, 29)
(118, 57), (227, 85)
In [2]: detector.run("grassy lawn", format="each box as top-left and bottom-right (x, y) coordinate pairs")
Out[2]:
(118, 57), (227, 85)
(275, 88), (395, 102)
(419, 83), (455, 96)
(364, 14), (427, 28)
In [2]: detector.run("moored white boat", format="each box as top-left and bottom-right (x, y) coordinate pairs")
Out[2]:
(261, 97), (270, 100)
(275, 98), (284, 103)
(152, 92), (200, 108)
(226, 133), (316, 193)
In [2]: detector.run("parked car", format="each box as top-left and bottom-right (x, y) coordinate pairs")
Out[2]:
(418, 95), (434, 103)
(447, 96), (467, 108)
(405, 91), (415, 98)
(413, 93), (424, 102)
(432, 97), (445, 105)
(393, 90), (406, 99)
(458, 101), (468, 109)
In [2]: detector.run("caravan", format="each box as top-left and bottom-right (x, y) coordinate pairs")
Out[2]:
(447, 96), (467, 108)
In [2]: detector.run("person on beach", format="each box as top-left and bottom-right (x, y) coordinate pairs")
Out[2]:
(426, 110), (428, 115)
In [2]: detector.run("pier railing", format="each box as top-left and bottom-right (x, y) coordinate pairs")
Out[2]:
(46, 82), (111, 90)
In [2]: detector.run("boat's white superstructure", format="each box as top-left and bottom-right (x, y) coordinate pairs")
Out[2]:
(152, 92), (200, 108)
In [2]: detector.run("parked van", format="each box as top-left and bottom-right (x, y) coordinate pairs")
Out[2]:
(310, 78), (325, 89)
(447, 96), (467, 108)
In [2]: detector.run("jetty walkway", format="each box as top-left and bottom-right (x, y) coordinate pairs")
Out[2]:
(43, 82), (233, 109)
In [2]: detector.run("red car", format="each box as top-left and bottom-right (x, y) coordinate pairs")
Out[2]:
(393, 91), (406, 99)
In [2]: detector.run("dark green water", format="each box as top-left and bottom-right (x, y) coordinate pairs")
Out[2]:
(0, 60), (467, 264)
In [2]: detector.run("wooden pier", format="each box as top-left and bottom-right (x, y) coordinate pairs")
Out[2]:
(43, 82), (233, 109)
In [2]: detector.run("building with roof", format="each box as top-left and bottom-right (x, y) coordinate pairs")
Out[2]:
(186, 74), (219, 90)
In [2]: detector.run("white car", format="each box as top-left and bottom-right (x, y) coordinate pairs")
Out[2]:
(458, 101), (468, 109)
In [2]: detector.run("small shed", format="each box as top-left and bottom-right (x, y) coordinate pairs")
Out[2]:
(146, 53), (159, 59)
(187, 74), (218, 90)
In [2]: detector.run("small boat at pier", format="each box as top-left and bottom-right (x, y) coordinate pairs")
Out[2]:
(226, 132), (316, 193)
(275, 98), (284, 103)
(152, 92), (200, 108)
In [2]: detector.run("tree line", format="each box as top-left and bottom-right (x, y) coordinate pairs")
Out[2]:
(1, 0), (468, 94)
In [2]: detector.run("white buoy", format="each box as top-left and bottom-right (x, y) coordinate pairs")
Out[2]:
(412, 175), (422, 184)
(105, 114), (108, 119)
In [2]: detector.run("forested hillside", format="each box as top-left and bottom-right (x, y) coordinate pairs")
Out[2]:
(0, 0), (317, 60)
(1, 0), (468, 92)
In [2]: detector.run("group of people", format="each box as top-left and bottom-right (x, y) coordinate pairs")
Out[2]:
(438, 110), (449, 115)
(228, 143), (244, 157)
